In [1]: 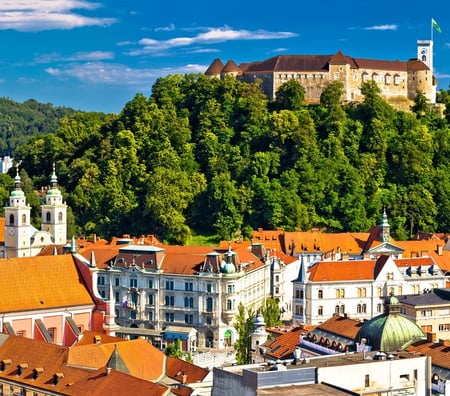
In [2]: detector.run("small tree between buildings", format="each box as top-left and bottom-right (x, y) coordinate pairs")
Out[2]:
(233, 302), (254, 365)
(260, 297), (283, 328)
(165, 339), (183, 359)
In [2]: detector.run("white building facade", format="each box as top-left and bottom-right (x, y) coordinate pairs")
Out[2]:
(93, 244), (272, 349)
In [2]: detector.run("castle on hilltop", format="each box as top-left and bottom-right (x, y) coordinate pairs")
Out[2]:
(205, 40), (437, 106)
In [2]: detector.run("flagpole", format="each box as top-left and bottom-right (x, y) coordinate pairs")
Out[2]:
(431, 18), (433, 41)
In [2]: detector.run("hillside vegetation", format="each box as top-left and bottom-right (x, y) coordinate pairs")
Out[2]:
(0, 98), (77, 156)
(3, 75), (450, 244)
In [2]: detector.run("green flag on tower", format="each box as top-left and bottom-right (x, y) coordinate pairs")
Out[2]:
(432, 18), (442, 33)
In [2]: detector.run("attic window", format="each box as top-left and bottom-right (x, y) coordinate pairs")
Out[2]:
(33, 367), (44, 380)
(53, 372), (64, 386)
(0, 359), (12, 371)
(17, 363), (28, 376)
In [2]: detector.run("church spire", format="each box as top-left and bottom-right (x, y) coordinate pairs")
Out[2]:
(380, 208), (390, 243)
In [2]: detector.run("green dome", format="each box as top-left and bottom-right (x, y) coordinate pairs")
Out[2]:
(10, 190), (25, 198)
(222, 261), (236, 274)
(46, 189), (61, 196)
(356, 297), (425, 351)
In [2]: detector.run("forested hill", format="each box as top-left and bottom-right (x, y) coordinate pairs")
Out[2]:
(0, 97), (80, 157)
(6, 74), (450, 244)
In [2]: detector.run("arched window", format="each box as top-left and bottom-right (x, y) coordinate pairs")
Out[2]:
(46, 212), (51, 222)
(58, 212), (63, 222)
(9, 214), (14, 225)
(184, 297), (189, 307)
(21, 214), (27, 225)
(227, 299), (232, 310)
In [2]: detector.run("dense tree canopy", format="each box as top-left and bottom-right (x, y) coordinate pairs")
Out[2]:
(3, 77), (450, 243)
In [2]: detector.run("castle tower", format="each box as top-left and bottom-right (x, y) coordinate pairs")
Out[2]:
(41, 164), (67, 245)
(417, 40), (436, 103)
(4, 166), (31, 257)
(417, 40), (433, 74)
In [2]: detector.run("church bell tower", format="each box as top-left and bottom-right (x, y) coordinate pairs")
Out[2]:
(41, 164), (67, 245)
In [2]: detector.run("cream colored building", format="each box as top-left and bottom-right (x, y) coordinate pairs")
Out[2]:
(82, 242), (272, 350)
(206, 40), (436, 106)
(398, 288), (450, 341)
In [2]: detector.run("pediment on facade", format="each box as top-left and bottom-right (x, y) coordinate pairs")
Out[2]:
(368, 242), (404, 255)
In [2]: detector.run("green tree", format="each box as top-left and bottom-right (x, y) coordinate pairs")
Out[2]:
(274, 79), (305, 111)
(260, 298), (282, 328)
(411, 90), (430, 117)
(165, 339), (183, 358)
(233, 302), (254, 365)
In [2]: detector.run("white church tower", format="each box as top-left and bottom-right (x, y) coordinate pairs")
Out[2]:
(41, 164), (67, 245)
(4, 166), (31, 258)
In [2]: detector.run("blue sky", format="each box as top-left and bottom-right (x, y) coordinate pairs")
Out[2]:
(0, 0), (448, 113)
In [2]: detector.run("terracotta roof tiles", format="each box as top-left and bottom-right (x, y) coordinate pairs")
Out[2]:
(0, 255), (94, 312)
(314, 315), (363, 340)
(308, 259), (377, 282)
(263, 327), (307, 360)
(63, 367), (169, 396)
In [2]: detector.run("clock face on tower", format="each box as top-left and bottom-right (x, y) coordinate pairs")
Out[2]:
(8, 228), (14, 236)
(421, 48), (427, 54)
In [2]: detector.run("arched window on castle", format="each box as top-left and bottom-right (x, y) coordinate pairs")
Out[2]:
(385, 74), (392, 85)
(394, 74), (400, 85)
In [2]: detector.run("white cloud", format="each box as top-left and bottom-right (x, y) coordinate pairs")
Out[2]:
(365, 24), (397, 31)
(129, 27), (297, 55)
(0, 0), (115, 31)
(155, 23), (176, 32)
(34, 51), (114, 64)
(45, 62), (208, 87)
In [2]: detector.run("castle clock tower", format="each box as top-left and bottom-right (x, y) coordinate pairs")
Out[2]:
(41, 164), (67, 245)
(417, 40), (433, 73)
(4, 167), (31, 258)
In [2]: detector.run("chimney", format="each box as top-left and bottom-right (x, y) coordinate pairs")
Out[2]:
(182, 374), (187, 384)
(94, 335), (102, 344)
(437, 245), (443, 256)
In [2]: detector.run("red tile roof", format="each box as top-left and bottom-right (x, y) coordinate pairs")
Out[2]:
(63, 367), (169, 396)
(308, 259), (378, 282)
(407, 339), (450, 369)
(264, 327), (307, 360)
(314, 315), (363, 340)
(166, 356), (209, 383)
(0, 255), (94, 312)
